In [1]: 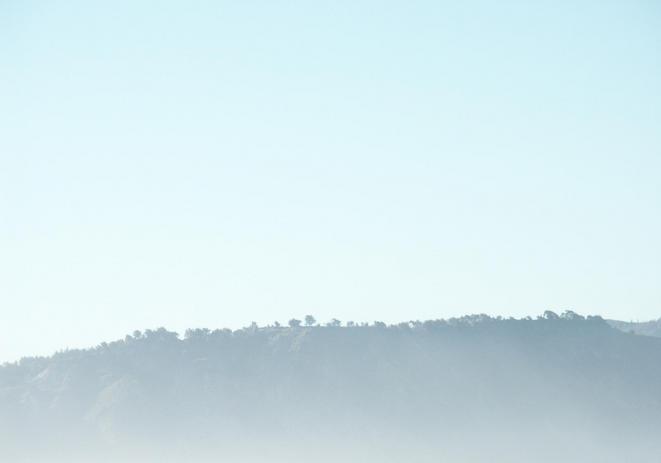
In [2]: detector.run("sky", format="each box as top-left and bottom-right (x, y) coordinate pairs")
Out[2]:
(1, 0), (660, 362)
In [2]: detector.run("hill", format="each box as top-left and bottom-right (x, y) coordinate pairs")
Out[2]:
(607, 318), (661, 337)
(2, 311), (661, 462)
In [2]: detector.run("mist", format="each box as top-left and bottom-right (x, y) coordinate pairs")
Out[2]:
(3, 312), (661, 462)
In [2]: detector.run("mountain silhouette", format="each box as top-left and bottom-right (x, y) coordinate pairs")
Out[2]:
(2, 312), (661, 462)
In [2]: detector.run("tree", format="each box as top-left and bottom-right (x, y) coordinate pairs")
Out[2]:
(305, 315), (317, 326)
(185, 328), (210, 339)
(562, 310), (584, 321)
(288, 318), (301, 328)
(326, 319), (342, 327)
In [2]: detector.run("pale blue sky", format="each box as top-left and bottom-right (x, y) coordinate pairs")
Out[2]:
(1, 0), (660, 362)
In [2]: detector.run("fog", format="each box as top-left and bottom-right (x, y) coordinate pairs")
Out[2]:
(2, 312), (661, 462)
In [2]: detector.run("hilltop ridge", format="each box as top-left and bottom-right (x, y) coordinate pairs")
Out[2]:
(2, 312), (661, 463)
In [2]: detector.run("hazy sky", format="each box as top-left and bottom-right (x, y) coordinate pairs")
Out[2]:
(1, 0), (660, 362)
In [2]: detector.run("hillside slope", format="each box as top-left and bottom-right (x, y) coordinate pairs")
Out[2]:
(2, 312), (661, 462)
(608, 318), (661, 337)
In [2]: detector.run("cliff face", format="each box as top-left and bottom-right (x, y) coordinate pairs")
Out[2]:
(2, 314), (661, 463)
